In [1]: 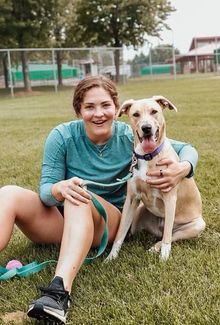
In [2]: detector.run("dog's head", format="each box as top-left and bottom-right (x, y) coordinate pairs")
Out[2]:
(117, 96), (177, 153)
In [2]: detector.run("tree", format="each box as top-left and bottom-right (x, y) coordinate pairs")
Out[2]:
(130, 44), (180, 65)
(13, 0), (58, 91)
(128, 52), (149, 65)
(0, 0), (58, 91)
(48, 0), (76, 86)
(0, 0), (14, 88)
(68, 0), (175, 82)
(148, 44), (180, 64)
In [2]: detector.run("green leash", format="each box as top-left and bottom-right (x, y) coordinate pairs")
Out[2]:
(0, 261), (57, 281)
(0, 174), (131, 281)
(81, 172), (132, 188)
(0, 194), (108, 281)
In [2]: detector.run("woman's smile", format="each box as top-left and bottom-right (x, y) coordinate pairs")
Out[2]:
(92, 119), (107, 126)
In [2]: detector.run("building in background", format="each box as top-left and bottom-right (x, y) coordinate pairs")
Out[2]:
(174, 36), (220, 73)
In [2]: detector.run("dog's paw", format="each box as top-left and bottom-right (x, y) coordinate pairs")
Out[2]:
(149, 241), (161, 253)
(160, 243), (171, 261)
(105, 240), (123, 262)
(105, 251), (118, 262)
(105, 245), (121, 262)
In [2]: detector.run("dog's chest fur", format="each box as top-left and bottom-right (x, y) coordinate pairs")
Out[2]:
(131, 159), (165, 217)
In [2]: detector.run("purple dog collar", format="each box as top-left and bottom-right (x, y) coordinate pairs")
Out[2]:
(133, 141), (165, 161)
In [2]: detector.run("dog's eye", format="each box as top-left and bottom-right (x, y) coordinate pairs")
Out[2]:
(133, 112), (140, 117)
(151, 110), (158, 115)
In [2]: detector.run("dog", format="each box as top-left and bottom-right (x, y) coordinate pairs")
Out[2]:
(106, 96), (206, 261)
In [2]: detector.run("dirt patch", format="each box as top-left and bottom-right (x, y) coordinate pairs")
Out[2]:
(1, 311), (27, 324)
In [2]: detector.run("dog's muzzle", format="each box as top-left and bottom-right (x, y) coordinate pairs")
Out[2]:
(141, 124), (152, 136)
(138, 124), (159, 143)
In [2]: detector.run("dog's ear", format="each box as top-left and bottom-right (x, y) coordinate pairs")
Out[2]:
(116, 99), (135, 118)
(153, 95), (177, 112)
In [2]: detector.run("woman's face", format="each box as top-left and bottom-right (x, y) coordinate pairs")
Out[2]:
(79, 87), (116, 144)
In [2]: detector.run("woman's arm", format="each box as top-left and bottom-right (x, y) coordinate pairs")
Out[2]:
(169, 139), (198, 178)
(39, 128), (90, 206)
(146, 139), (198, 192)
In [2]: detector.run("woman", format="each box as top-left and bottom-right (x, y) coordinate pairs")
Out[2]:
(0, 75), (198, 324)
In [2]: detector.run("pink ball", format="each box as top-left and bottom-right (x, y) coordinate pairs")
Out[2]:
(6, 260), (23, 270)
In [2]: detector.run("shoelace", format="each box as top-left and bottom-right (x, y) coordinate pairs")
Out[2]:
(39, 286), (71, 304)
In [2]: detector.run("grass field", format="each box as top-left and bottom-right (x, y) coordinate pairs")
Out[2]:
(0, 77), (219, 324)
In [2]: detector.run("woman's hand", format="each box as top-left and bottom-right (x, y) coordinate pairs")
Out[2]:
(146, 159), (191, 192)
(52, 177), (91, 206)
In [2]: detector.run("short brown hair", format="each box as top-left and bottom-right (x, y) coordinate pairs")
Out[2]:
(73, 75), (119, 116)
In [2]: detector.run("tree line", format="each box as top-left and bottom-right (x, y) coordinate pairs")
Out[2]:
(0, 0), (175, 90)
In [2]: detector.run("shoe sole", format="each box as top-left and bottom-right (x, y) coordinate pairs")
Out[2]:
(27, 303), (66, 324)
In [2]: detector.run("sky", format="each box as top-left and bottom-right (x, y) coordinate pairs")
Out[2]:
(124, 0), (220, 60)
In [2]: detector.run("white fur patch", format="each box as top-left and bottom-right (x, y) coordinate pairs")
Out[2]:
(160, 243), (171, 261)
(105, 240), (123, 261)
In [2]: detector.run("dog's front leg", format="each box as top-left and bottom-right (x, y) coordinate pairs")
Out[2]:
(106, 192), (139, 261)
(160, 194), (177, 261)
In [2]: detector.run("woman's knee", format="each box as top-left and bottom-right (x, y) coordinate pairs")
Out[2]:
(0, 185), (38, 208)
(64, 199), (92, 217)
(1, 184), (19, 193)
(0, 185), (41, 219)
(0, 185), (25, 208)
(0, 185), (28, 199)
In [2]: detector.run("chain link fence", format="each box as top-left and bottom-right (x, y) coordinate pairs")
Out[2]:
(1, 42), (220, 97)
(0, 47), (128, 97)
(129, 41), (220, 79)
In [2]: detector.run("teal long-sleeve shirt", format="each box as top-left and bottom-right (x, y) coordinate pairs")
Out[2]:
(39, 120), (198, 210)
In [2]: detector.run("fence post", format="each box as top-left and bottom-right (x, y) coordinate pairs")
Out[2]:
(172, 44), (177, 80)
(122, 48), (126, 84)
(7, 50), (14, 97)
(52, 49), (58, 93)
(149, 45), (153, 78)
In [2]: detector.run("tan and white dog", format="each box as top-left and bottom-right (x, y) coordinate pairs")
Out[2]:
(106, 96), (206, 261)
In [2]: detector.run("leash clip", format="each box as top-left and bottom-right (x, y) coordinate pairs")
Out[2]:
(129, 154), (138, 172)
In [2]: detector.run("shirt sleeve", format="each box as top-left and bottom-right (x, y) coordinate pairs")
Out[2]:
(39, 128), (66, 206)
(168, 138), (198, 178)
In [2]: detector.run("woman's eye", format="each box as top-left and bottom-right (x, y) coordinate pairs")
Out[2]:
(103, 103), (111, 108)
(133, 112), (140, 117)
(151, 110), (158, 115)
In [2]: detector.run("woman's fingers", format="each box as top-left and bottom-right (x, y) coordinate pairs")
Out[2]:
(156, 158), (173, 166)
(66, 188), (90, 204)
(69, 183), (91, 200)
(147, 180), (173, 192)
(65, 194), (80, 206)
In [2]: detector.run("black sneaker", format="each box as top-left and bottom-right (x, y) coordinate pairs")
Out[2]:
(27, 276), (71, 324)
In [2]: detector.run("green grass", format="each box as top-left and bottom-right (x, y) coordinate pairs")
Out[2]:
(0, 77), (220, 324)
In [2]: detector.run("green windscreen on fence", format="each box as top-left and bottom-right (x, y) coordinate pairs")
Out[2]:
(141, 64), (180, 75)
(11, 63), (79, 81)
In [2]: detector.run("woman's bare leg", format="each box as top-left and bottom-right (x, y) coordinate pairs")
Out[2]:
(0, 185), (64, 251)
(55, 195), (121, 292)
(27, 193), (121, 323)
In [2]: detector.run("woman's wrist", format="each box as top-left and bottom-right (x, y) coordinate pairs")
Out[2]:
(180, 161), (192, 178)
(51, 182), (64, 202)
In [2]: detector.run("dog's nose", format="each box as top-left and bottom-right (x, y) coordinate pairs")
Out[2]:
(141, 124), (152, 135)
